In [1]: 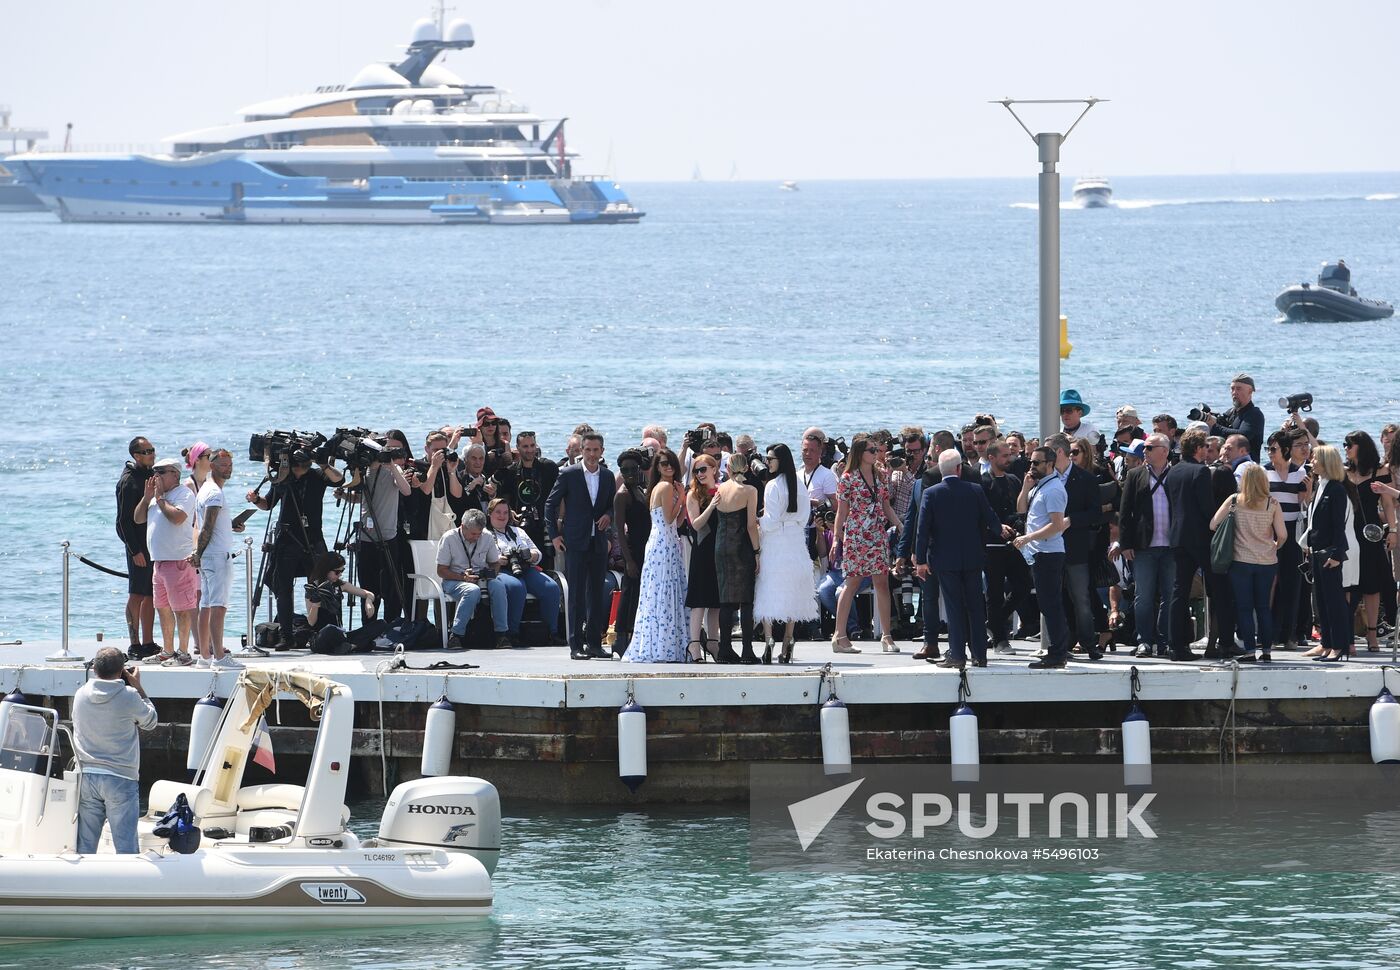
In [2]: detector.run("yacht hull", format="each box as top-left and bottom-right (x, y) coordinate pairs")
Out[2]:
(1073, 187), (1112, 208)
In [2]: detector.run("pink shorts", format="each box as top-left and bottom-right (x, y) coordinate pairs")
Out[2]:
(153, 560), (200, 612)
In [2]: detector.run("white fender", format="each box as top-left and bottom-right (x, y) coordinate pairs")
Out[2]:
(820, 697), (851, 776)
(186, 692), (225, 773)
(950, 703), (979, 783)
(1122, 702), (1152, 787)
(421, 695), (456, 777)
(618, 698), (647, 792)
(1370, 688), (1400, 764)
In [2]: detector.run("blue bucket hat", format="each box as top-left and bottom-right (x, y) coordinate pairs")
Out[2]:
(1059, 389), (1090, 416)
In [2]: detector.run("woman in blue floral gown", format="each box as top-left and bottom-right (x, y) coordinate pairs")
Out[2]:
(624, 449), (690, 663)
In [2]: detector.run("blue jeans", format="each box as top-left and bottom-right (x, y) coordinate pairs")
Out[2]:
(1229, 561), (1276, 651)
(77, 771), (140, 854)
(1031, 552), (1070, 660)
(497, 569), (562, 636)
(443, 577), (508, 635)
(817, 568), (867, 634)
(1131, 546), (1172, 650)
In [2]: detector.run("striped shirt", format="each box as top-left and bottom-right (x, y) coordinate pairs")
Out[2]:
(1265, 461), (1305, 523)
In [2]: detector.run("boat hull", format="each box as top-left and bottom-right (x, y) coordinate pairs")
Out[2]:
(1274, 285), (1394, 322)
(0, 845), (491, 941)
(0, 181), (46, 213)
(6, 154), (642, 225)
(1073, 188), (1112, 208)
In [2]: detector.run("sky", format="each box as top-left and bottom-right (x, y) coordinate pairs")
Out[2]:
(4, 0), (1400, 182)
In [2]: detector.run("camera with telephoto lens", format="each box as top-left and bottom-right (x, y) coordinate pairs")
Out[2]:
(821, 436), (848, 468)
(887, 446), (907, 469)
(1186, 404), (1214, 423)
(1279, 392), (1314, 413)
(249, 430), (328, 473)
(506, 547), (534, 578)
(685, 426), (716, 451)
(304, 580), (342, 607)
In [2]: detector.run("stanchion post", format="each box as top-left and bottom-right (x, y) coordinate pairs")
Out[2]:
(244, 536), (254, 648)
(47, 541), (80, 663)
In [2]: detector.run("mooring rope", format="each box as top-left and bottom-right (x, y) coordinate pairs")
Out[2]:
(1218, 660), (1240, 767)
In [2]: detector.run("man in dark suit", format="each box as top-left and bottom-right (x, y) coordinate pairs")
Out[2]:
(544, 432), (616, 659)
(1163, 428), (1220, 661)
(980, 438), (1029, 654)
(915, 449), (1002, 669)
(1117, 433), (1173, 658)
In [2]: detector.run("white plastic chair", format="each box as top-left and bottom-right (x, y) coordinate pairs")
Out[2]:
(407, 539), (450, 649)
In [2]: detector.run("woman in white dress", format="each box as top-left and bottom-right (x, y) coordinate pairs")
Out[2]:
(754, 443), (820, 663)
(624, 449), (690, 663)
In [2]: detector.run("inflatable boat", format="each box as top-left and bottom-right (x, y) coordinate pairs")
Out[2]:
(0, 669), (498, 941)
(1275, 260), (1393, 322)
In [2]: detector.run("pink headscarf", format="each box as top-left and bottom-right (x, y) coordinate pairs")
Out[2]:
(185, 441), (210, 469)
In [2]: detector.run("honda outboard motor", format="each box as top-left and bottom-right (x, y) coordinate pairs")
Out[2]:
(377, 777), (501, 874)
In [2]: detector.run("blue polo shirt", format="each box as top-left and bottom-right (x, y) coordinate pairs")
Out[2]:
(1025, 471), (1067, 556)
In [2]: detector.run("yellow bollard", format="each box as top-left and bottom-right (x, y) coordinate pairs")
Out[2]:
(1060, 313), (1073, 359)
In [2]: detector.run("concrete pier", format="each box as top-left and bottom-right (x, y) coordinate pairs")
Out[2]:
(3, 638), (1393, 802)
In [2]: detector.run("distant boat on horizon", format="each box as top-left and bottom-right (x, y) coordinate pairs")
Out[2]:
(691, 163), (703, 182)
(780, 180), (799, 192)
(1072, 175), (1112, 208)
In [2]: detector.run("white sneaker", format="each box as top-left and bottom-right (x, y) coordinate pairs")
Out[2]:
(212, 655), (244, 669)
(195, 657), (212, 668)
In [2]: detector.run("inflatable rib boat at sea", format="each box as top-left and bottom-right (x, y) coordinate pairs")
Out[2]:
(0, 669), (499, 941)
(1275, 259), (1394, 322)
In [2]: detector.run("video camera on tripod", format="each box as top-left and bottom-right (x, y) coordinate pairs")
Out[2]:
(248, 429), (328, 474)
(323, 428), (408, 472)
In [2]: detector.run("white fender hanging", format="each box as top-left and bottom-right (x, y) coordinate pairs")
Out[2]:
(618, 695), (647, 792)
(186, 692), (225, 774)
(820, 697), (851, 776)
(1370, 687), (1400, 764)
(421, 694), (457, 777)
(950, 702), (980, 783)
(1122, 704), (1152, 786)
(949, 670), (979, 782)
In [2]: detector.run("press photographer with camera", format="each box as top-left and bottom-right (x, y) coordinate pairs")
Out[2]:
(681, 423), (727, 483)
(246, 437), (345, 650)
(453, 444), (497, 517)
(350, 432), (412, 625)
(403, 430), (462, 541)
(487, 498), (560, 644)
(800, 428), (840, 507)
(72, 647), (158, 854)
(1196, 373), (1265, 462)
(437, 508), (510, 650)
(495, 430), (559, 568)
(303, 551), (379, 654)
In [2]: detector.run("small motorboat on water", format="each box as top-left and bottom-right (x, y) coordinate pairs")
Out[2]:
(0, 669), (499, 941)
(1072, 176), (1112, 208)
(780, 180), (799, 191)
(1274, 260), (1394, 322)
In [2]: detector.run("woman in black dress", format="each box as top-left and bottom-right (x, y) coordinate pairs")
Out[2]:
(685, 455), (722, 660)
(712, 453), (761, 664)
(1344, 430), (1391, 652)
(612, 449), (654, 656)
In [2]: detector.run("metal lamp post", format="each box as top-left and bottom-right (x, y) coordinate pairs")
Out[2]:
(993, 97), (1105, 441)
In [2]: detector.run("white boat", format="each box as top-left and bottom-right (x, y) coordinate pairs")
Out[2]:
(4, 20), (641, 225)
(780, 180), (799, 191)
(1072, 176), (1112, 208)
(0, 669), (499, 941)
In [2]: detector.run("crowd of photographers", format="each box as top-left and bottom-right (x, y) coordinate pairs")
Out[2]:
(113, 378), (1400, 666)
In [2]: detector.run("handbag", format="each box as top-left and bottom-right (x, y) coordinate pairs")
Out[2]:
(1210, 496), (1238, 574)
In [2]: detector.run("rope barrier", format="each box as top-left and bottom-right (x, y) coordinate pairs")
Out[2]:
(76, 555), (128, 580)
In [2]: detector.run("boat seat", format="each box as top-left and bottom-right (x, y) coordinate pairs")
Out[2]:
(147, 780), (214, 819)
(235, 783), (306, 811)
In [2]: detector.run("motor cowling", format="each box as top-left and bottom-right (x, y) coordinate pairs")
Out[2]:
(377, 777), (500, 874)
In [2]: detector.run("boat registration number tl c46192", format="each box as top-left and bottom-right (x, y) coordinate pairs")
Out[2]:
(300, 882), (367, 905)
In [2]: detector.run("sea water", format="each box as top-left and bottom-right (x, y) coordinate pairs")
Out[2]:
(4, 174), (1400, 966)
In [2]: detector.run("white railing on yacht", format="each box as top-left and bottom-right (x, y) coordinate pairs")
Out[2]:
(265, 140), (545, 150)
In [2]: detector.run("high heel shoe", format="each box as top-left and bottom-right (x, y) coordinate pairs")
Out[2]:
(833, 634), (861, 654)
(881, 635), (900, 654)
(780, 636), (795, 664)
(1314, 651), (1349, 663)
(688, 640), (705, 663)
(1366, 626), (1380, 652)
(762, 640), (774, 665)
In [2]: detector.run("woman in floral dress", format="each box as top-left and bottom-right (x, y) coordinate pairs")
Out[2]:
(831, 433), (903, 654)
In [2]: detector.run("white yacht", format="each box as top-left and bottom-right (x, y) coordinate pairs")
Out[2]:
(1072, 176), (1112, 208)
(6, 20), (642, 225)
